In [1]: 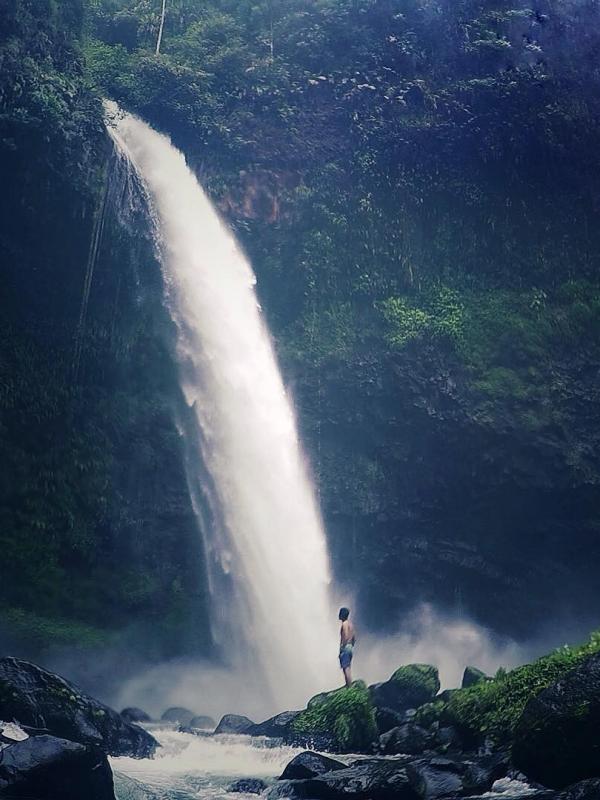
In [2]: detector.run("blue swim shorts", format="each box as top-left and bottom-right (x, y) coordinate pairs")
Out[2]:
(339, 645), (353, 669)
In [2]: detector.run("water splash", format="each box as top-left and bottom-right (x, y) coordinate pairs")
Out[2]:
(104, 101), (339, 714)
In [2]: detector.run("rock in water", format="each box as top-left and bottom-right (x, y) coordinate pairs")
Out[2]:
(280, 751), (345, 780)
(121, 708), (152, 723)
(0, 658), (157, 758)
(189, 715), (216, 730)
(215, 714), (255, 734)
(268, 759), (418, 800)
(370, 664), (440, 713)
(228, 778), (268, 794)
(512, 651), (600, 789)
(0, 734), (115, 800)
(160, 707), (198, 725)
(461, 667), (488, 689)
(248, 710), (300, 738)
(407, 756), (494, 799)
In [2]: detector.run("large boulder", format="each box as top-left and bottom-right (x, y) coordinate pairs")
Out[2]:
(512, 651), (600, 789)
(160, 707), (197, 725)
(188, 715), (216, 730)
(0, 734), (115, 800)
(280, 751), (345, 780)
(267, 758), (418, 800)
(290, 682), (377, 753)
(0, 658), (157, 758)
(215, 714), (254, 734)
(370, 665), (440, 713)
(461, 667), (488, 689)
(379, 723), (433, 755)
(121, 707), (151, 724)
(406, 756), (494, 799)
(248, 710), (300, 738)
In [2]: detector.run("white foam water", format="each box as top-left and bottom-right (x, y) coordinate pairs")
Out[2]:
(112, 727), (304, 799)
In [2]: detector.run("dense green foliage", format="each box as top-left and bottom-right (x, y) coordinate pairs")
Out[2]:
(82, 0), (600, 636)
(414, 631), (600, 746)
(293, 681), (377, 752)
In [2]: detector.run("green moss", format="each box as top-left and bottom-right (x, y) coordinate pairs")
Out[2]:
(292, 681), (377, 752)
(414, 699), (446, 728)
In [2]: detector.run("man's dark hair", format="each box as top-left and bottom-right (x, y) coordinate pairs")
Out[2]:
(338, 607), (350, 621)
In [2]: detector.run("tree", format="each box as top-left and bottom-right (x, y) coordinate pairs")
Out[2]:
(155, 0), (166, 55)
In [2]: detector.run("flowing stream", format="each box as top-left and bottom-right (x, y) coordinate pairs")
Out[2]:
(105, 102), (339, 715)
(110, 727), (539, 800)
(111, 727), (306, 800)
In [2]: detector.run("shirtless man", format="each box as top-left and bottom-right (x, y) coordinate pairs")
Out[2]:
(338, 607), (356, 687)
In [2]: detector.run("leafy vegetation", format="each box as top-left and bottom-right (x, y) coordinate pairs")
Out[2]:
(415, 631), (600, 747)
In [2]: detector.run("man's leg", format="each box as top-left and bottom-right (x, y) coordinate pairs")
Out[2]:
(343, 665), (352, 687)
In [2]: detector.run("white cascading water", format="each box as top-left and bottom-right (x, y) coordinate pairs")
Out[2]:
(105, 102), (339, 713)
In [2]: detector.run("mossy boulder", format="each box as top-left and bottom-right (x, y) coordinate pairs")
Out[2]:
(414, 632), (600, 749)
(512, 651), (600, 789)
(462, 667), (488, 689)
(291, 681), (377, 753)
(0, 658), (156, 758)
(370, 664), (440, 712)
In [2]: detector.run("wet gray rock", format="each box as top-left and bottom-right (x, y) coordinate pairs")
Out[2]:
(268, 758), (418, 799)
(0, 658), (157, 758)
(432, 726), (460, 753)
(228, 778), (268, 794)
(121, 707), (152, 723)
(189, 715), (216, 730)
(248, 710), (300, 738)
(280, 751), (345, 780)
(161, 707), (197, 725)
(0, 734), (115, 800)
(407, 756), (493, 799)
(379, 723), (433, 755)
(376, 707), (406, 735)
(513, 651), (600, 789)
(215, 714), (255, 735)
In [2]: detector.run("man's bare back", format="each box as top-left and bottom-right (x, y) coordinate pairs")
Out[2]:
(338, 607), (356, 687)
(340, 619), (356, 647)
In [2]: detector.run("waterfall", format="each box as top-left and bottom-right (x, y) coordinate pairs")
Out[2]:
(105, 102), (339, 714)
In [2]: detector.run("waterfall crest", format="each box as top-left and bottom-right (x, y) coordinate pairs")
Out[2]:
(105, 101), (338, 713)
